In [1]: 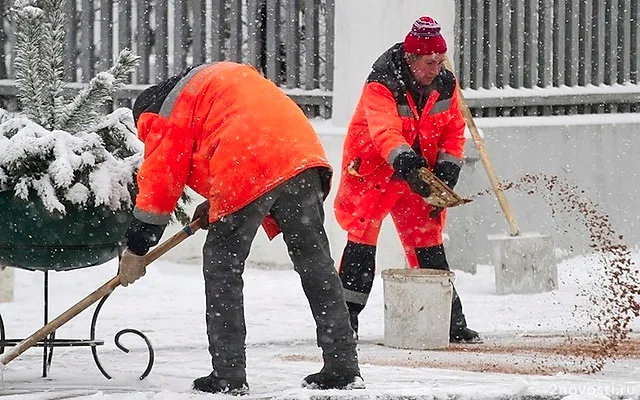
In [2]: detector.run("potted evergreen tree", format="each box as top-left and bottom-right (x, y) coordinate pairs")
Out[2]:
(0, 0), (142, 271)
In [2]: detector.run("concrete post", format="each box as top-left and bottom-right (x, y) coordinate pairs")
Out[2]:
(332, 1), (456, 126)
(0, 266), (14, 302)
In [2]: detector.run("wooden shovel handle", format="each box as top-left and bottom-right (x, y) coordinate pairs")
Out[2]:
(444, 57), (520, 236)
(0, 219), (203, 368)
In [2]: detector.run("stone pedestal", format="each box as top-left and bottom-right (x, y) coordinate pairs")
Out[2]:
(489, 233), (558, 295)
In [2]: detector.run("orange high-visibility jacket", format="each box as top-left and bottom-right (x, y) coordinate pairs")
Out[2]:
(134, 62), (331, 228)
(334, 44), (466, 238)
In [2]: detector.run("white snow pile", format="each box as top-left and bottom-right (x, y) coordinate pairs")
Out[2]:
(0, 107), (142, 214)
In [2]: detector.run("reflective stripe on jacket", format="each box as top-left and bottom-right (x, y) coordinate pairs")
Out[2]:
(133, 62), (332, 225)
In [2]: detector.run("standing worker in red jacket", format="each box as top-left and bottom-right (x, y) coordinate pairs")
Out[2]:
(334, 16), (480, 343)
(118, 62), (364, 394)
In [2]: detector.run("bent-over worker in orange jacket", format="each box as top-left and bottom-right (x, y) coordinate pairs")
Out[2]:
(118, 62), (364, 394)
(334, 16), (480, 343)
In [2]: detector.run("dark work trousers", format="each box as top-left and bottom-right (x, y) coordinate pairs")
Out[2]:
(340, 242), (467, 335)
(202, 168), (358, 380)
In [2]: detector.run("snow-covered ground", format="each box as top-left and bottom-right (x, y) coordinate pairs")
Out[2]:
(0, 251), (639, 399)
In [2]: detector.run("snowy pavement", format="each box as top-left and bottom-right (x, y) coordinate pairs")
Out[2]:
(0, 252), (639, 399)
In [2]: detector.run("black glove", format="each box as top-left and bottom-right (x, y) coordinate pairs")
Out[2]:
(434, 160), (462, 190)
(191, 200), (210, 229)
(393, 151), (431, 198)
(125, 217), (167, 256)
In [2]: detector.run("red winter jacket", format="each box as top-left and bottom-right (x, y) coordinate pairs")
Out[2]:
(334, 44), (465, 238)
(133, 62), (331, 232)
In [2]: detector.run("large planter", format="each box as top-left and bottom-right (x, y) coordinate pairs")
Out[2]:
(0, 191), (133, 271)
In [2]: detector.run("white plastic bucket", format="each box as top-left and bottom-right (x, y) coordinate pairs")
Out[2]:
(381, 268), (454, 350)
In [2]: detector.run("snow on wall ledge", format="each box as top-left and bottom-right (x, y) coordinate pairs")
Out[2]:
(162, 114), (640, 274)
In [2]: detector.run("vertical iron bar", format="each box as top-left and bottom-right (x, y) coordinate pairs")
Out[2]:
(173, 0), (188, 74)
(136, 0), (151, 83)
(565, 0), (579, 114)
(553, 0), (565, 88)
(471, 0), (483, 89)
(64, 0), (78, 80)
(303, 0), (319, 90)
(42, 271), (49, 378)
(99, 0), (113, 72)
(265, 0), (280, 82)
(511, 0), (524, 88)
(118, 0), (132, 82)
(285, 0), (300, 88)
(228, 0), (243, 62)
(80, 0), (94, 82)
(631, 0), (639, 83)
(539, 0), (553, 115)
(193, 0), (207, 64)
(325, 0), (335, 91)
(486, 0), (497, 90)
(458, 0), (472, 88)
(246, 0), (261, 69)
(0, 0), (6, 78)
(565, 0), (579, 87)
(155, 0), (169, 81)
(497, 0), (511, 90)
(604, 0), (617, 85)
(579, 0), (593, 87)
(511, 0), (524, 115)
(618, 0), (631, 83)
(210, 0), (225, 61)
(593, 0), (606, 87)
(524, 0), (539, 89)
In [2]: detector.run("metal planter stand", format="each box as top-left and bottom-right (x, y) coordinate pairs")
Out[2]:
(0, 269), (154, 380)
(0, 192), (154, 380)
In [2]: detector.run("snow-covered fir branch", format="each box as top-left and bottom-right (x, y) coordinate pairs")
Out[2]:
(1, 1), (197, 221)
(13, 4), (46, 125)
(59, 50), (140, 133)
(0, 110), (142, 214)
(40, 0), (67, 130)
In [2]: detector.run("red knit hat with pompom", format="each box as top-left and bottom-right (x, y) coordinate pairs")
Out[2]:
(403, 16), (448, 55)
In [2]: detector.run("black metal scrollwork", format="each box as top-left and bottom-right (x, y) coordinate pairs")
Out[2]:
(0, 272), (155, 380)
(90, 293), (155, 380)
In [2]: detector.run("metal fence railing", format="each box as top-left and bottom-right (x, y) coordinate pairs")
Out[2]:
(454, 0), (640, 116)
(0, 0), (334, 117)
(1, 1), (639, 119)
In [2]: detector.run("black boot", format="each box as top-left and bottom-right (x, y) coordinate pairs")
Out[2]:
(302, 367), (365, 390)
(193, 372), (249, 395)
(449, 287), (481, 343)
(450, 327), (482, 343)
(303, 345), (365, 390)
(415, 245), (481, 344)
(347, 302), (364, 338)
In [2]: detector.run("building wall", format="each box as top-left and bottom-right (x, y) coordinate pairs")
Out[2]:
(446, 115), (640, 271)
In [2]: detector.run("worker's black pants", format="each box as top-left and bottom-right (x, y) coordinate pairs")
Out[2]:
(203, 168), (358, 380)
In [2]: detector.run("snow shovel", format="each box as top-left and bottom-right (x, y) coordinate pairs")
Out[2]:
(0, 219), (204, 369)
(444, 56), (558, 295)
(417, 167), (472, 208)
(443, 56), (520, 236)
